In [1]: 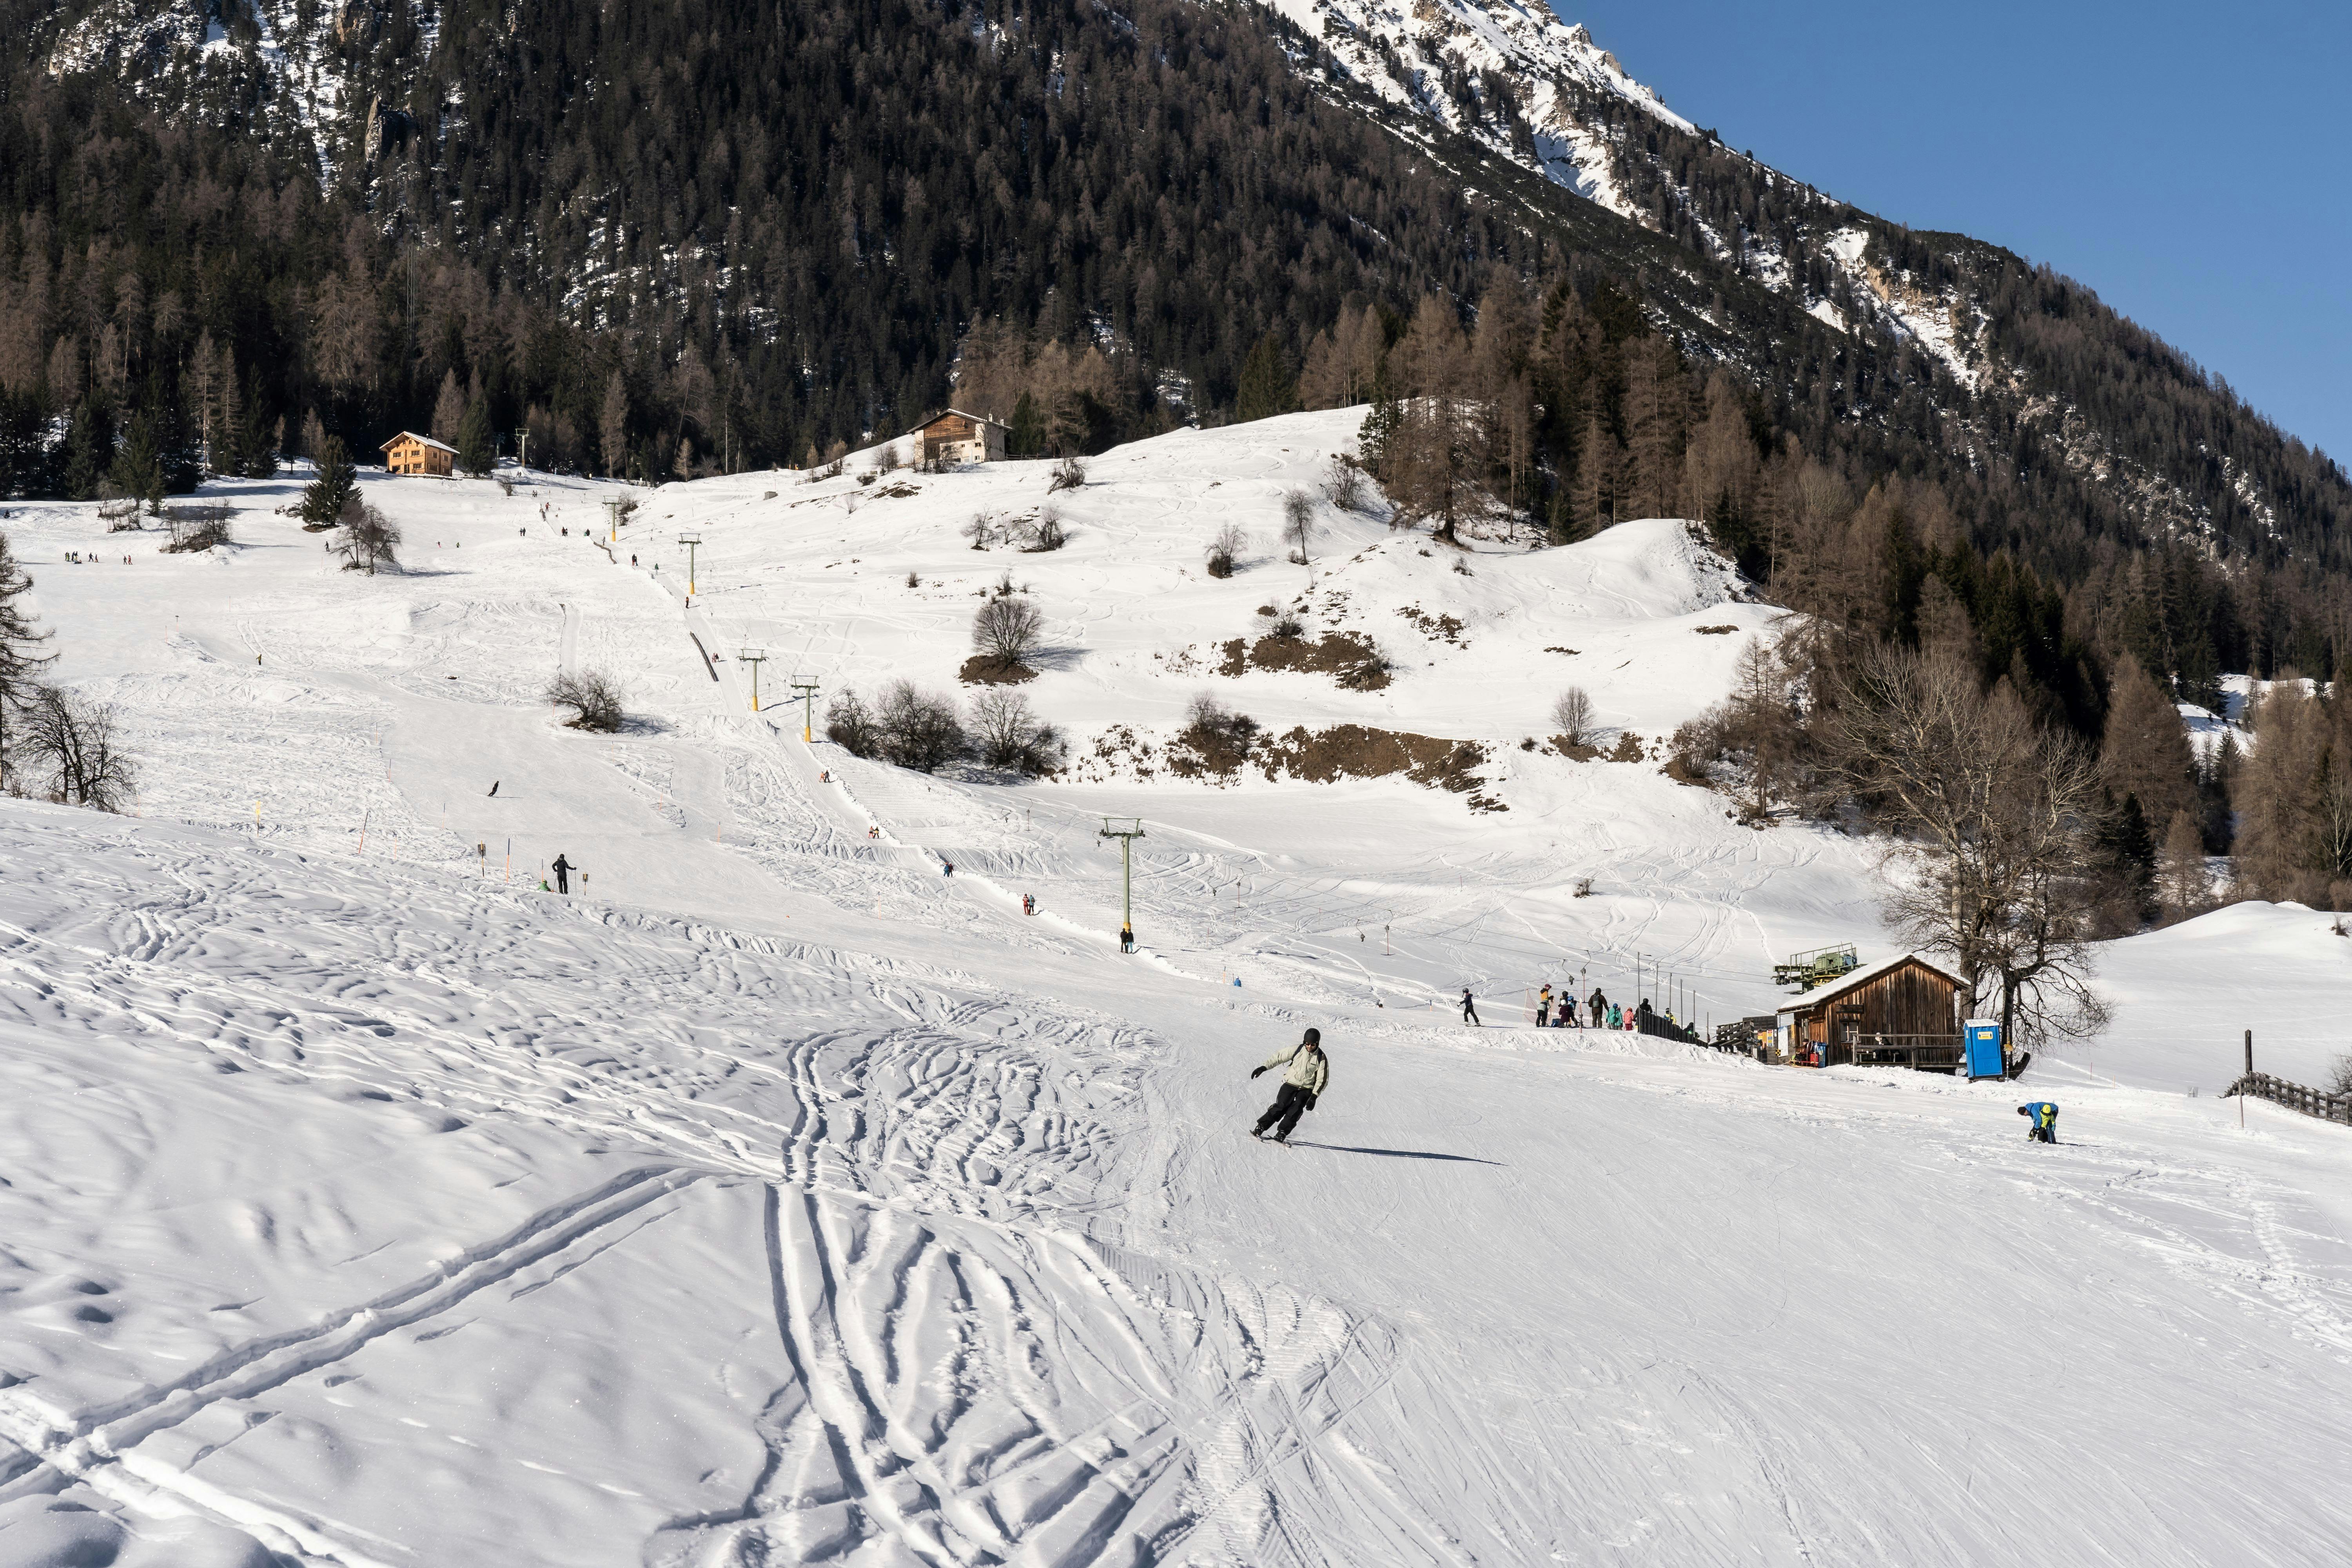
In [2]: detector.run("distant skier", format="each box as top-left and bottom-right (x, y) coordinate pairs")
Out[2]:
(2018, 1102), (2060, 1143)
(1249, 1028), (1330, 1144)
(1588, 987), (1606, 1030)
(1537, 984), (1552, 1028)
(1120, 922), (1135, 953)
(1607, 1002), (1623, 1030)
(551, 853), (573, 895)
(488, 780), (500, 798)
(1461, 988), (1480, 1026)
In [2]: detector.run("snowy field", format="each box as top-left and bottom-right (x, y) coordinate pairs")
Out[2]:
(2, 411), (2350, 1565)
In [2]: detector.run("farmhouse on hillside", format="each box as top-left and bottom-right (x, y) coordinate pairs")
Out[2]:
(380, 431), (457, 477)
(910, 409), (1008, 464)
(1776, 953), (1966, 1071)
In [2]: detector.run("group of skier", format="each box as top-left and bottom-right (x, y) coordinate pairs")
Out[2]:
(1453, 982), (1673, 1034)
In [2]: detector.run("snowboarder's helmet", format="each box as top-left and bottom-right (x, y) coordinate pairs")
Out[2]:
(1303, 1027), (1321, 1046)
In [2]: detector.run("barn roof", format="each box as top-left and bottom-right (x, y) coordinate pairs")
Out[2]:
(380, 431), (458, 454)
(1776, 952), (1964, 1015)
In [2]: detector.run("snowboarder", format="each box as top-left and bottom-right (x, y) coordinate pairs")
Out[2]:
(2018, 1102), (2059, 1143)
(551, 853), (573, 895)
(1537, 985), (1552, 1027)
(1461, 988), (1480, 1026)
(1249, 1028), (1330, 1144)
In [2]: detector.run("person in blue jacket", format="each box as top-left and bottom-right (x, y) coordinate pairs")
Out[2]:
(2017, 1102), (2059, 1143)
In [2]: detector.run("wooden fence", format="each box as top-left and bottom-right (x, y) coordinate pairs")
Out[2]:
(2228, 1072), (2352, 1127)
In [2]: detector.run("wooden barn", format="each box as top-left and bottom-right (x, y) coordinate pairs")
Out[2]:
(910, 409), (1008, 464)
(381, 431), (457, 477)
(1776, 953), (1965, 1071)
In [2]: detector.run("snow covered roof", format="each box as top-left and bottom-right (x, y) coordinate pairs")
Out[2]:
(1776, 952), (1962, 1014)
(381, 431), (458, 454)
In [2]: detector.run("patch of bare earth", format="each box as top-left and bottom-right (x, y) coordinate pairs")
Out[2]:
(1213, 633), (1390, 690)
(958, 655), (1037, 685)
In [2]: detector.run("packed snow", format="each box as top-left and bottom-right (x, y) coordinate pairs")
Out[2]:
(3, 410), (2350, 1566)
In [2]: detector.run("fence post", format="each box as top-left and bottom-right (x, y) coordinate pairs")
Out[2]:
(2245, 1028), (2254, 1080)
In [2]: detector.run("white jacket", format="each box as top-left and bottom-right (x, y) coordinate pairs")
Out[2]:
(1259, 1042), (1329, 1096)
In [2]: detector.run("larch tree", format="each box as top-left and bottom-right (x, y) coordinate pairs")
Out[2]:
(431, 370), (466, 445)
(2100, 654), (2197, 831)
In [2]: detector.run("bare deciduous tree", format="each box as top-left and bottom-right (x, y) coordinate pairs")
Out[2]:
(1282, 488), (1317, 563)
(1826, 643), (2111, 1049)
(548, 669), (625, 731)
(972, 596), (1045, 671)
(15, 686), (138, 811)
(873, 681), (967, 772)
(1550, 687), (1595, 748)
(1323, 454), (1367, 513)
(1205, 524), (1247, 578)
(970, 689), (1065, 774)
(1047, 455), (1087, 493)
(334, 500), (401, 575)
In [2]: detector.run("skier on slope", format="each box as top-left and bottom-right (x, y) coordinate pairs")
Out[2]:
(551, 853), (574, 895)
(1587, 986), (1607, 1030)
(1537, 984), (1552, 1028)
(1461, 988), (1480, 1027)
(1249, 1028), (1330, 1144)
(2017, 1102), (2060, 1143)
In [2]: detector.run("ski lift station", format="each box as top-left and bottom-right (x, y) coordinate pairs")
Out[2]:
(1773, 953), (1966, 1071)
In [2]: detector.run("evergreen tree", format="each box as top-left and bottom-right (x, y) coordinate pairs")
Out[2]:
(1007, 392), (1045, 459)
(1357, 360), (1402, 475)
(60, 403), (104, 503)
(457, 397), (495, 477)
(240, 398), (278, 479)
(1234, 334), (1298, 424)
(299, 436), (358, 526)
(0, 525), (53, 786)
(108, 413), (164, 515)
(158, 396), (203, 495)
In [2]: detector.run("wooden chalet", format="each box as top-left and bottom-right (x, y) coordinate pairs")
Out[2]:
(910, 409), (1008, 464)
(381, 431), (457, 477)
(1775, 953), (1965, 1071)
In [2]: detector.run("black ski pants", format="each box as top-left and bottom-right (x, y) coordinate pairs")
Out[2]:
(555, 869), (569, 894)
(1254, 1081), (1313, 1140)
(1462, 998), (1479, 1024)
(2029, 1122), (2056, 1143)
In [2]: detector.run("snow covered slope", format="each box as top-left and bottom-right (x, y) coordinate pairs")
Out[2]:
(4, 422), (2352, 1565)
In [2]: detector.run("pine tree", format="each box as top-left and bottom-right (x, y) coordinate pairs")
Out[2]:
(299, 436), (358, 526)
(1007, 391), (1045, 458)
(1357, 360), (1401, 476)
(457, 397), (494, 477)
(240, 394), (278, 479)
(599, 372), (629, 477)
(1234, 334), (1298, 423)
(108, 412), (164, 515)
(60, 402), (103, 502)
(0, 525), (53, 787)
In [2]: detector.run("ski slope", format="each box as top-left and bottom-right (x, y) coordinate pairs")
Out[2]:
(3, 413), (2350, 1566)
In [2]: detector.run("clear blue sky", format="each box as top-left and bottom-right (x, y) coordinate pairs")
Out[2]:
(1557, 1), (2352, 466)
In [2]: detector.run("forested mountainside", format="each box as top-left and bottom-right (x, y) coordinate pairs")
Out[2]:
(0, 0), (2348, 698)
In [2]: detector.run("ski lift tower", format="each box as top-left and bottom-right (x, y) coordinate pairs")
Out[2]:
(737, 646), (769, 712)
(677, 532), (703, 595)
(788, 678), (820, 742)
(604, 499), (623, 541)
(1099, 817), (1145, 948)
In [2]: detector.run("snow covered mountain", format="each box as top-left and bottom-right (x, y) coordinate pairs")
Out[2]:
(5, 430), (2352, 1564)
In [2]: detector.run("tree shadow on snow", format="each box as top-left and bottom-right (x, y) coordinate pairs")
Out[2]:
(1285, 1142), (1503, 1166)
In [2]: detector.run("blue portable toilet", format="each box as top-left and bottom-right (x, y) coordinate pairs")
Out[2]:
(1964, 1018), (2004, 1080)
